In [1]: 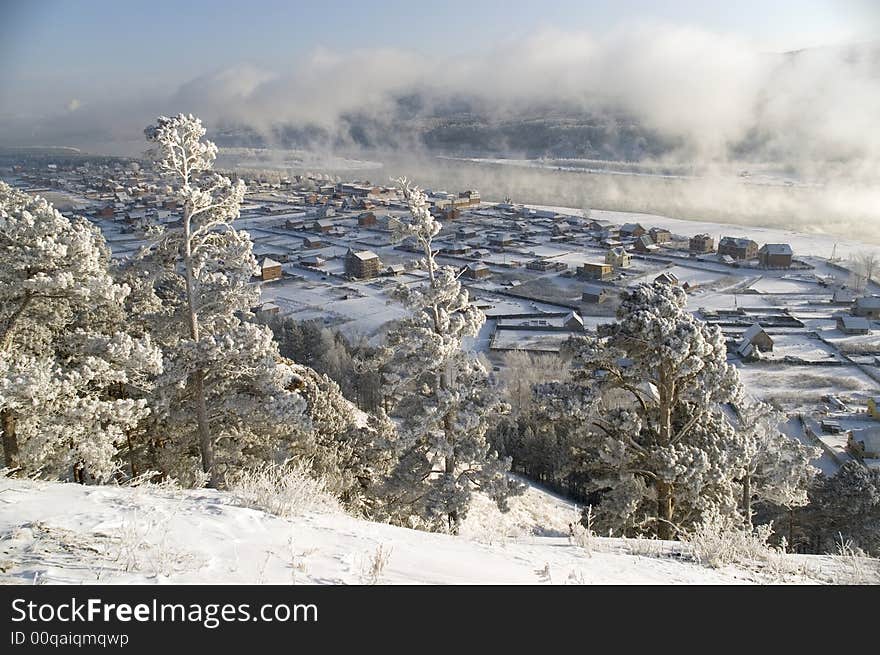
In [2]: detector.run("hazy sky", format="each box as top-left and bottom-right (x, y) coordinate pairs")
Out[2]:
(0, 0), (877, 155)
(1, 0), (874, 102)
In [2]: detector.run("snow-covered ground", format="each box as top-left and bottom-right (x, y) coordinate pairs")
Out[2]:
(1, 477), (872, 585)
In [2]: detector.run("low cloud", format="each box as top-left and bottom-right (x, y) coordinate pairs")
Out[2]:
(2, 25), (879, 180)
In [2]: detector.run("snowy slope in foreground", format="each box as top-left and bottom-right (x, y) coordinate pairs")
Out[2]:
(0, 478), (864, 585)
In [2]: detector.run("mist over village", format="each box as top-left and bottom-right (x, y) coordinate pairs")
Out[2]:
(2, 1), (880, 596)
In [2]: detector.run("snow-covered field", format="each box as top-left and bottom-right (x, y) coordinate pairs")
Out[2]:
(1, 477), (872, 585)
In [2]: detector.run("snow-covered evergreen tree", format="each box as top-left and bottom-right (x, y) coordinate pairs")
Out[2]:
(118, 114), (305, 486)
(283, 362), (395, 516)
(733, 401), (819, 525)
(542, 281), (747, 538)
(0, 182), (161, 480)
(800, 461), (880, 555)
(380, 178), (519, 533)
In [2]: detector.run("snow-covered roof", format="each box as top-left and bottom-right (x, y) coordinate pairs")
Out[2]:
(654, 271), (679, 285)
(839, 315), (870, 330)
(855, 296), (880, 310)
(350, 249), (379, 261)
(850, 427), (880, 455)
(720, 236), (758, 247)
(261, 257), (283, 269)
(563, 311), (584, 326)
(741, 322), (768, 342)
(736, 341), (755, 358)
(759, 243), (793, 255)
(582, 284), (609, 296)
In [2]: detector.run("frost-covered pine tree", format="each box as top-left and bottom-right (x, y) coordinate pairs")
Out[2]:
(119, 114), (305, 486)
(283, 362), (395, 516)
(733, 400), (819, 526)
(544, 281), (747, 539)
(0, 182), (162, 480)
(381, 178), (519, 532)
(800, 461), (880, 555)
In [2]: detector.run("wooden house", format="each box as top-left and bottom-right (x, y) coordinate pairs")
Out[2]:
(605, 246), (631, 268)
(260, 258), (283, 282)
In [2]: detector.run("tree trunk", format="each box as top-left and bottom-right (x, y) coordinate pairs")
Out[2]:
(742, 474), (752, 527)
(656, 368), (675, 539)
(1, 408), (20, 470)
(192, 369), (217, 487)
(656, 480), (674, 540)
(445, 445), (459, 534)
(182, 203), (216, 488)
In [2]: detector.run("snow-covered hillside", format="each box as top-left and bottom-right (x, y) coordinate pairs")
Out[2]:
(1, 477), (870, 585)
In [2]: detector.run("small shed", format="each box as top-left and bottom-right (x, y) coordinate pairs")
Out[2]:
(464, 262), (491, 279)
(837, 315), (870, 335)
(634, 235), (658, 253)
(737, 323), (773, 358)
(563, 311), (585, 331)
(582, 284), (610, 304)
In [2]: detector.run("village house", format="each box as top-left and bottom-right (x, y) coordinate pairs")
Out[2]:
(442, 241), (471, 256)
(464, 262), (492, 279)
(551, 223), (571, 236)
(634, 235), (658, 254)
(300, 255), (326, 269)
(489, 232), (514, 247)
(577, 261), (613, 281)
(836, 315), (870, 335)
(384, 264), (406, 276)
(718, 236), (759, 260)
(853, 296), (880, 319)
(526, 258), (560, 271)
(582, 284), (611, 304)
(432, 206), (461, 221)
(303, 236), (324, 249)
(458, 190), (481, 205)
(758, 243), (794, 268)
(605, 246), (632, 268)
(649, 227), (672, 244)
(357, 211), (377, 227)
(619, 223), (646, 238)
(309, 219), (334, 233)
(260, 258), (283, 282)
(654, 271), (680, 286)
(563, 311), (586, 331)
(344, 249), (381, 279)
(252, 301), (280, 316)
(736, 323), (774, 358)
(833, 287), (857, 304)
(848, 427), (880, 459)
